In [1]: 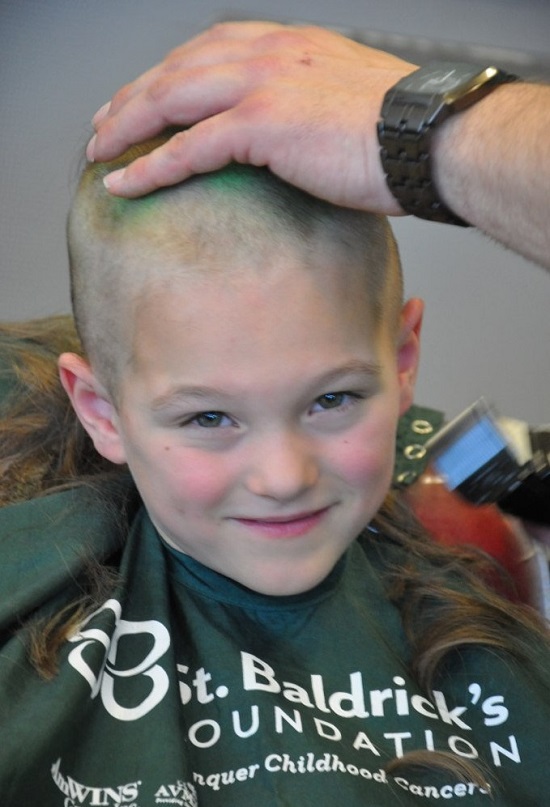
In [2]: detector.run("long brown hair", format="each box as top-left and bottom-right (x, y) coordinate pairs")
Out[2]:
(0, 315), (117, 507)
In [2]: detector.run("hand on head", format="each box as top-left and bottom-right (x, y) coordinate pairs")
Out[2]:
(87, 20), (414, 212)
(87, 18), (550, 270)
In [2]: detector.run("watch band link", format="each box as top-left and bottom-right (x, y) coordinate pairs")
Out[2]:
(378, 106), (470, 227)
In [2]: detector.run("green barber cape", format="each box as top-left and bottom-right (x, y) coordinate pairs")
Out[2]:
(0, 480), (549, 806)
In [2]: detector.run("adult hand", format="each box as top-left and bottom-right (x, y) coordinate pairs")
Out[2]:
(87, 21), (414, 213)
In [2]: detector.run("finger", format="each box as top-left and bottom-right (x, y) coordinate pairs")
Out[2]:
(90, 35), (316, 164)
(101, 122), (233, 197)
(92, 101), (112, 128)
(89, 43), (277, 160)
(101, 100), (282, 197)
(90, 58), (265, 163)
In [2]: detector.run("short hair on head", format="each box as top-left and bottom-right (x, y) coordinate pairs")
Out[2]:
(67, 130), (403, 398)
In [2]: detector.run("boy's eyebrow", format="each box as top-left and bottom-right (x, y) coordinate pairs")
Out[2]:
(151, 385), (225, 411)
(151, 360), (382, 411)
(315, 360), (382, 384)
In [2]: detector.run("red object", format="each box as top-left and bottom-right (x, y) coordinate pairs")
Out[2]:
(403, 468), (540, 606)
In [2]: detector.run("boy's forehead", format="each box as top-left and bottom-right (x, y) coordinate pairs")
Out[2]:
(94, 200), (398, 369)
(130, 243), (377, 317)
(121, 269), (391, 416)
(86, 177), (394, 321)
(128, 251), (382, 366)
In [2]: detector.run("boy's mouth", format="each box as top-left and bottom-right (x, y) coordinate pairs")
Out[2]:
(232, 507), (331, 539)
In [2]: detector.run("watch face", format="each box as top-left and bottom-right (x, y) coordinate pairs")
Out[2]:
(399, 62), (495, 95)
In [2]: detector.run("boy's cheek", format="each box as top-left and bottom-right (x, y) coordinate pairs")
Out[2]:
(162, 456), (233, 507)
(336, 445), (393, 490)
(334, 420), (396, 488)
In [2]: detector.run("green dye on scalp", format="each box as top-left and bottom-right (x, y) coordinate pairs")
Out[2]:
(106, 191), (160, 223)
(196, 164), (261, 192)
(102, 165), (252, 225)
(91, 188), (172, 242)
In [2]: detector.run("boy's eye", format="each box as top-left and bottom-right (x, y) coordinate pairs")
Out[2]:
(192, 411), (230, 428)
(312, 391), (360, 412)
(317, 392), (347, 410)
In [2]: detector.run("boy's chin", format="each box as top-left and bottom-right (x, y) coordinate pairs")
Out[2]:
(236, 562), (338, 598)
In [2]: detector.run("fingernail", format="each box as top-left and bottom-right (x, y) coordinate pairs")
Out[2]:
(86, 134), (97, 162)
(103, 168), (126, 192)
(92, 101), (111, 127)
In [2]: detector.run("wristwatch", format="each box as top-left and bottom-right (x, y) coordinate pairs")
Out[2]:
(377, 62), (517, 226)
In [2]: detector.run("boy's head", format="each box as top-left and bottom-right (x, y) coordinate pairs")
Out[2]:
(60, 133), (423, 596)
(67, 133), (405, 398)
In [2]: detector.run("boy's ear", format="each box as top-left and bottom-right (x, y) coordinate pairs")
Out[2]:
(58, 352), (127, 465)
(396, 298), (424, 416)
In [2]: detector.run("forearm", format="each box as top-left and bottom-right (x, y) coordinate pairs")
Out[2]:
(434, 82), (550, 270)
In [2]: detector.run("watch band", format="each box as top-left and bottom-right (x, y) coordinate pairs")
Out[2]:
(377, 64), (518, 226)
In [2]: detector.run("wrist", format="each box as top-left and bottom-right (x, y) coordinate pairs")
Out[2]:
(431, 82), (522, 226)
(377, 63), (517, 226)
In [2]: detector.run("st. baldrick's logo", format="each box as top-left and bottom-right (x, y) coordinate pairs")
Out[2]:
(67, 599), (170, 721)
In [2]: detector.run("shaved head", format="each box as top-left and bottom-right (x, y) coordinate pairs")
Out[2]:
(67, 132), (403, 398)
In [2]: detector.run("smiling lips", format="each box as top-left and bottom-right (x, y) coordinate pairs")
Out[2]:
(233, 507), (331, 539)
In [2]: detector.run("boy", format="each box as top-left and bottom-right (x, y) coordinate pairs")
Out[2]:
(61, 133), (422, 599)
(0, 134), (548, 805)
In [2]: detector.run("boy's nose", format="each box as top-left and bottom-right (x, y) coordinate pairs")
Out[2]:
(244, 432), (320, 501)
